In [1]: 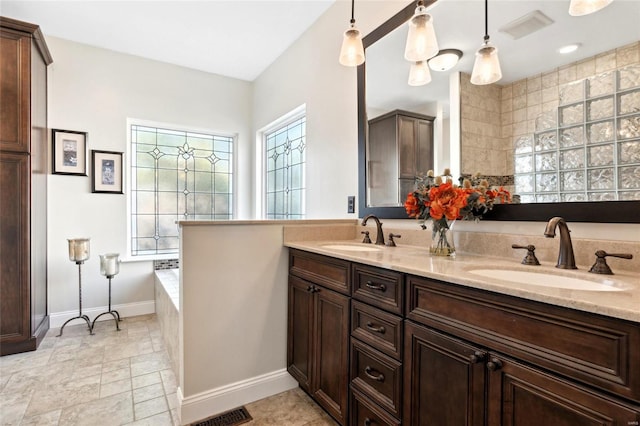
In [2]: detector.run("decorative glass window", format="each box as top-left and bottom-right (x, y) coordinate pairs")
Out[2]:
(130, 123), (234, 257)
(264, 115), (306, 219)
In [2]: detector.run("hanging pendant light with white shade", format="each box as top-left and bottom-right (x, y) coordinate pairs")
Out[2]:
(408, 61), (432, 86)
(404, 0), (439, 62)
(569, 0), (613, 16)
(339, 0), (365, 66)
(471, 0), (502, 85)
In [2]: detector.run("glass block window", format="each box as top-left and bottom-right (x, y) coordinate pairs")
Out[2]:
(264, 115), (306, 219)
(514, 64), (640, 201)
(130, 124), (234, 256)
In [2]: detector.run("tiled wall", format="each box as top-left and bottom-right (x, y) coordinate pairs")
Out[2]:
(153, 259), (180, 270)
(460, 41), (640, 197)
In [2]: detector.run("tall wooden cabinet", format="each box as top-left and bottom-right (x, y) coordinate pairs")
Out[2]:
(0, 17), (52, 356)
(367, 110), (434, 206)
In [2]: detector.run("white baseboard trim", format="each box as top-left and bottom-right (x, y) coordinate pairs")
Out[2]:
(179, 369), (298, 425)
(49, 300), (156, 328)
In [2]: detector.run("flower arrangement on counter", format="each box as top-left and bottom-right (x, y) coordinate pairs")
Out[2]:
(404, 169), (511, 255)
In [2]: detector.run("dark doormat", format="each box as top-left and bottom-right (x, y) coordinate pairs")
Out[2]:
(190, 406), (253, 426)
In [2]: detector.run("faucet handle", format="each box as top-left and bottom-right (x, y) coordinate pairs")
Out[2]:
(512, 244), (541, 266)
(589, 250), (633, 275)
(361, 231), (372, 244)
(386, 233), (401, 247)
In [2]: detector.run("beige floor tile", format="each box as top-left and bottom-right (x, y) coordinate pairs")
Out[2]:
(133, 383), (164, 404)
(100, 377), (132, 398)
(102, 367), (131, 384)
(58, 390), (134, 425)
(0, 388), (33, 425)
(102, 358), (130, 373)
(245, 389), (329, 426)
(123, 411), (174, 426)
(130, 351), (170, 377)
(134, 395), (168, 420)
(159, 368), (177, 394)
(19, 409), (61, 426)
(24, 374), (101, 417)
(132, 372), (162, 389)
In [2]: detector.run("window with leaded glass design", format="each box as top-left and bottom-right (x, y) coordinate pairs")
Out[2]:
(264, 115), (306, 219)
(130, 123), (234, 257)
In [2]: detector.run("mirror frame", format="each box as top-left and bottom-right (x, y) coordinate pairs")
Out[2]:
(357, 1), (640, 223)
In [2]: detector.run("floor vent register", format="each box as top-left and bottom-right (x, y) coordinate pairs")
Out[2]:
(191, 406), (253, 426)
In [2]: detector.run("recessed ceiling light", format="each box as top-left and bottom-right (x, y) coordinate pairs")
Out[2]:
(559, 43), (581, 54)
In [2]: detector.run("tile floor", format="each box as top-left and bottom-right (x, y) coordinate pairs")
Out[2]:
(0, 315), (336, 426)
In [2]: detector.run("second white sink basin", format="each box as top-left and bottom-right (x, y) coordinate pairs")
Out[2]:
(467, 268), (629, 292)
(321, 244), (381, 252)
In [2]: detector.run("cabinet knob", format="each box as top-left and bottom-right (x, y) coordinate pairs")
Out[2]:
(307, 285), (313, 292)
(364, 366), (385, 382)
(365, 281), (387, 292)
(469, 351), (486, 364)
(364, 418), (373, 426)
(366, 322), (386, 334)
(487, 358), (503, 371)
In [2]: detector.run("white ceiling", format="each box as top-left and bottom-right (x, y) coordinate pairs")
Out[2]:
(0, 0), (337, 82)
(366, 0), (640, 116)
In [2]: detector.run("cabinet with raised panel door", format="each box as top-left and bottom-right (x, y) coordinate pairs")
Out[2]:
(288, 250), (351, 425)
(404, 275), (640, 425)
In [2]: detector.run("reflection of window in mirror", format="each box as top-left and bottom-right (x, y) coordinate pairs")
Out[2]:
(460, 42), (640, 203)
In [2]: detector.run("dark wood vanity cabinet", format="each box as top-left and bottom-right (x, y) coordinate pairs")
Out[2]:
(288, 250), (640, 425)
(0, 17), (52, 356)
(288, 250), (351, 425)
(404, 275), (640, 425)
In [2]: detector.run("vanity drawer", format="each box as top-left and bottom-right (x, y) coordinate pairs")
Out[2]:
(353, 264), (403, 315)
(406, 275), (640, 403)
(351, 386), (401, 426)
(351, 338), (402, 418)
(352, 300), (403, 361)
(289, 249), (350, 295)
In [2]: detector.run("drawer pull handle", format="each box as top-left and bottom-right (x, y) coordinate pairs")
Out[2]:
(366, 322), (386, 334)
(364, 366), (385, 382)
(364, 418), (373, 426)
(365, 281), (387, 292)
(469, 351), (486, 364)
(487, 358), (503, 371)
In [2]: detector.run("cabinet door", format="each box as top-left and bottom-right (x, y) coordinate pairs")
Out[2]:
(486, 353), (640, 426)
(398, 115), (417, 179)
(313, 285), (350, 425)
(0, 28), (31, 153)
(404, 321), (486, 426)
(287, 275), (314, 391)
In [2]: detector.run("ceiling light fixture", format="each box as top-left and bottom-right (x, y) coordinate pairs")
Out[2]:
(404, 0), (439, 62)
(471, 0), (502, 85)
(408, 61), (432, 86)
(339, 0), (364, 66)
(558, 43), (581, 54)
(569, 0), (613, 16)
(428, 49), (463, 72)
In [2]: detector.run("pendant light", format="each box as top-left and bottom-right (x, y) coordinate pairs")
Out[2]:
(470, 0), (502, 85)
(339, 0), (365, 66)
(569, 0), (613, 16)
(408, 61), (432, 86)
(404, 0), (439, 62)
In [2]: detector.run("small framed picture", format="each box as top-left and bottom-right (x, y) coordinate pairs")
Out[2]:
(91, 150), (123, 194)
(52, 129), (87, 175)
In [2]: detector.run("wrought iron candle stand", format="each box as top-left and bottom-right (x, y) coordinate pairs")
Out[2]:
(58, 238), (93, 336)
(91, 253), (122, 331)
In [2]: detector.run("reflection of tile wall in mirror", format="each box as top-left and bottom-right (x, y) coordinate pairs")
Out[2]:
(461, 41), (640, 202)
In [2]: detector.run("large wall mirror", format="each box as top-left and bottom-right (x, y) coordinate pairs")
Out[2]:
(358, 0), (640, 222)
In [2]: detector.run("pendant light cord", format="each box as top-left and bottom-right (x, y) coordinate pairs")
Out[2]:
(484, 0), (490, 42)
(350, 0), (355, 24)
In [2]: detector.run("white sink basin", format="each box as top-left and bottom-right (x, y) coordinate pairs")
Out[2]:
(467, 268), (629, 292)
(321, 244), (381, 252)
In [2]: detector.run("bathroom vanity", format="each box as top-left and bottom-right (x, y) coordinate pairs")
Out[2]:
(285, 242), (640, 426)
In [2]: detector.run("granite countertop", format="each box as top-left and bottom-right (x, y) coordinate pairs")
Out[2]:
(285, 240), (640, 323)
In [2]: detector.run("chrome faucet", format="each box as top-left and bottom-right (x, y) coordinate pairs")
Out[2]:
(361, 214), (385, 245)
(544, 217), (577, 269)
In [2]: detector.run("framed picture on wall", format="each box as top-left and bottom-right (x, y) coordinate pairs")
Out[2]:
(91, 150), (123, 194)
(52, 129), (88, 175)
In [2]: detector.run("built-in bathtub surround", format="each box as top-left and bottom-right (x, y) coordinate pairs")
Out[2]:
(155, 269), (179, 384)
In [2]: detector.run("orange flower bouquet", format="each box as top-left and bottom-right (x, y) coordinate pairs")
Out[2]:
(405, 169), (511, 256)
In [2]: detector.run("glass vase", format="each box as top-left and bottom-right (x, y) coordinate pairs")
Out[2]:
(429, 218), (456, 256)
